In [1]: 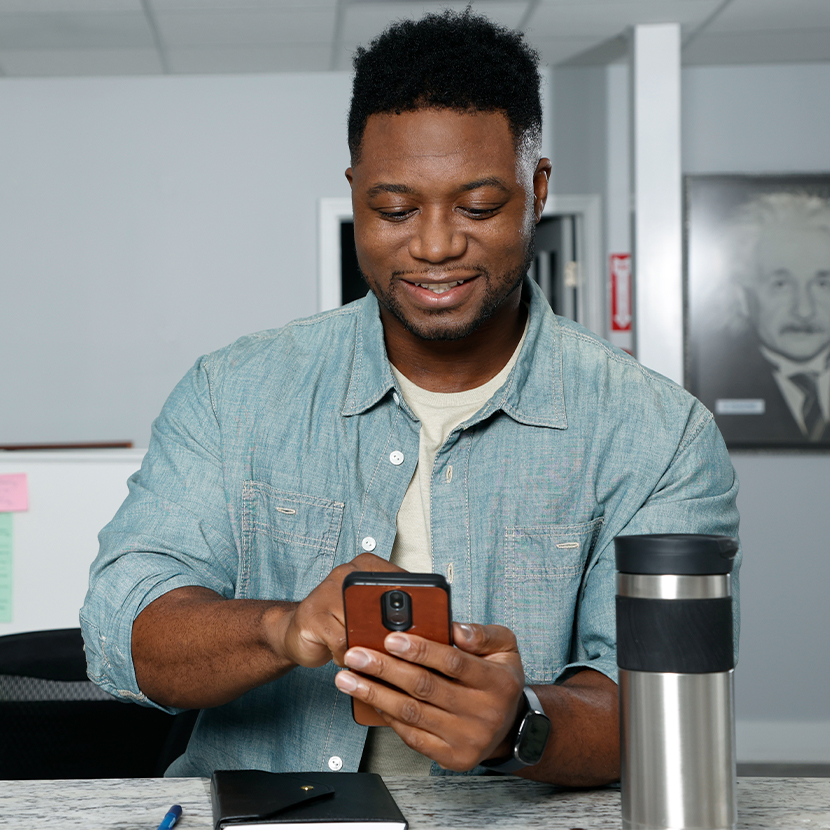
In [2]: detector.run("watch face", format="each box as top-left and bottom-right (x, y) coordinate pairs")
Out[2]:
(516, 712), (552, 765)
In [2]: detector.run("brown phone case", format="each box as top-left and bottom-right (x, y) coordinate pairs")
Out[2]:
(342, 571), (452, 727)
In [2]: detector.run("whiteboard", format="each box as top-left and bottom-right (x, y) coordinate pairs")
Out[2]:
(0, 449), (144, 636)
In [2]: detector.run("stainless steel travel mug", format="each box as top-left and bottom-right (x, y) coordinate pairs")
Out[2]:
(616, 534), (739, 830)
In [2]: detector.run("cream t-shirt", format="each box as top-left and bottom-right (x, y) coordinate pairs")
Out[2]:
(361, 323), (527, 776)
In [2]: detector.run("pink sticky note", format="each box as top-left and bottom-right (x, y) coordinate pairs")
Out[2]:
(0, 473), (28, 512)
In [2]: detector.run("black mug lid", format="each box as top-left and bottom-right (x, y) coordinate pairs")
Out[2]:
(615, 534), (738, 575)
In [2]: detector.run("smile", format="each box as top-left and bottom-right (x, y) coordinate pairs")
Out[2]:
(414, 280), (467, 294)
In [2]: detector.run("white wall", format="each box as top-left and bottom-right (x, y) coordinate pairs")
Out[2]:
(0, 72), (352, 449)
(683, 63), (830, 174)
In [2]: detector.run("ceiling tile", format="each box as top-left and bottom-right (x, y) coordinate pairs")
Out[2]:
(0, 13), (155, 50)
(528, 0), (720, 40)
(683, 28), (830, 66)
(155, 9), (336, 46)
(166, 43), (331, 73)
(706, 0), (830, 33)
(340, 1), (528, 46)
(0, 47), (163, 75)
(149, 0), (336, 9)
(0, 0), (140, 11)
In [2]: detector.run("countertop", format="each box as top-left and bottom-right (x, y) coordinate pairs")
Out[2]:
(1, 774), (828, 828)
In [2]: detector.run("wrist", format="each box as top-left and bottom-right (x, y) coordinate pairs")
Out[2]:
(481, 686), (552, 774)
(262, 601), (300, 668)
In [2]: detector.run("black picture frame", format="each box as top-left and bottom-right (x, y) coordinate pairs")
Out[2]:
(684, 174), (830, 449)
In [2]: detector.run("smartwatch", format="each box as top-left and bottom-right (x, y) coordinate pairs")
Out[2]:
(480, 686), (552, 774)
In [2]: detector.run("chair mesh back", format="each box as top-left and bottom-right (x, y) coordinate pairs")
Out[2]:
(0, 629), (196, 778)
(0, 675), (113, 702)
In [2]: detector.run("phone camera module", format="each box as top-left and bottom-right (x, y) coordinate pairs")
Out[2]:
(381, 589), (412, 631)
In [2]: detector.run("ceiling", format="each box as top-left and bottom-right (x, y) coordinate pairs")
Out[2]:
(0, 0), (828, 78)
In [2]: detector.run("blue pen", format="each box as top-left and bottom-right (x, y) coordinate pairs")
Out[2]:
(157, 805), (182, 830)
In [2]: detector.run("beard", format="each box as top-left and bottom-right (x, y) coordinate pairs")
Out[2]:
(360, 227), (536, 342)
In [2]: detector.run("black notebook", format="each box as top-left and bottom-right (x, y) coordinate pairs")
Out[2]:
(210, 770), (408, 830)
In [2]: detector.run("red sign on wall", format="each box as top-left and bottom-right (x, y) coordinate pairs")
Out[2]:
(610, 253), (632, 332)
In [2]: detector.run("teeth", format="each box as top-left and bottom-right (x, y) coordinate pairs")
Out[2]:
(418, 280), (464, 294)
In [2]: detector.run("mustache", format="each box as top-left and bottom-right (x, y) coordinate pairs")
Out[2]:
(390, 265), (488, 279)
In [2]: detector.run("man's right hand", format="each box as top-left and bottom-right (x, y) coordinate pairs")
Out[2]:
(132, 551), (402, 710)
(270, 552), (404, 670)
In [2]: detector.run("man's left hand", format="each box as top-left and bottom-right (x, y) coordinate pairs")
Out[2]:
(334, 622), (525, 771)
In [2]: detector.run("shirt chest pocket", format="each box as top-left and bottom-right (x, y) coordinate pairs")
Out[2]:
(240, 481), (345, 601)
(503, 517), (603, 683)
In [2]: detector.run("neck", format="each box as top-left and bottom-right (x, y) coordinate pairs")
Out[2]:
(382, 299), (527, 393)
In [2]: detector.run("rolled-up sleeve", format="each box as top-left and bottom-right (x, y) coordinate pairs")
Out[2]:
(80, 353), (238, 711)
(558, 404), (741, 686)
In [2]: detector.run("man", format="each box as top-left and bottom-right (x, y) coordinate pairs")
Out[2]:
(81, 11), (739, 785)
(696, 192), (830, 446)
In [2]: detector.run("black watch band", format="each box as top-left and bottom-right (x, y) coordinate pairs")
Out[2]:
(480, 686), (552, 774)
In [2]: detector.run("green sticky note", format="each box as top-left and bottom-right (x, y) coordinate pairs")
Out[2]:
(0, 513), (12, 623)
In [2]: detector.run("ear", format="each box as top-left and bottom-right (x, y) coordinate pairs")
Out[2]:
(345, 168), (354, 188)
(533, 158), (552, 223)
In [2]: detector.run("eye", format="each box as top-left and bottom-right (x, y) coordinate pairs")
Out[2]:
(459, 205), (500, 219)
(377, 208), (416, 221)
(765, 270), (793, 292)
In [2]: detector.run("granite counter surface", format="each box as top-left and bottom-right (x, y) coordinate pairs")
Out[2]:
(0, 775), (828, 829)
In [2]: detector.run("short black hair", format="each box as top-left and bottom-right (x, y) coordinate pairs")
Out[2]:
(347, 9), (543, 165)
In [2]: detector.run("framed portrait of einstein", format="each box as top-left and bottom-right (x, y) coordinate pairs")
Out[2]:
(684, 174), (830, 449)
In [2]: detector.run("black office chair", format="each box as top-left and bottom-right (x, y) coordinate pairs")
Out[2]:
(0, 628), (197, 779)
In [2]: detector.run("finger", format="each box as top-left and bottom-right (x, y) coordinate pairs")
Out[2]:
(346, 552), (407, 573)
(383, 628), (521, 687)
(334, 667), (436, 724)
(343, 645), (459, 708)
(333, 670), (506, 773)
(383, 633), (475, 683)
(451, 623), (521, 657)
(387, 720), (483, 773)
(378, 633), (525, 727)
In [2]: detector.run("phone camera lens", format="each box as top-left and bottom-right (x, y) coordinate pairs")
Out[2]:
(389, 591), (404, 609)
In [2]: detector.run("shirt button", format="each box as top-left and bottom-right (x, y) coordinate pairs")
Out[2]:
(392, 392), (400, 406)
(327, 756), (343, 771)
(389, 450), (404, 466)
(361, 536), (377, 552)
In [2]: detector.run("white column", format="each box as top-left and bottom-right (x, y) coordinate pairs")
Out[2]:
(630, 24), (683, 384)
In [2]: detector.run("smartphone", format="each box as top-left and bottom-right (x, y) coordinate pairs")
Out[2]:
(342, 571), (453, 726)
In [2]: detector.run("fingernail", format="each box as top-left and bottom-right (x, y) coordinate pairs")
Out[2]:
(345, 649), (370, 669)
(456, 623), (474, 640)
(335, 671), (358, 692)
(385, 634), (409, 653)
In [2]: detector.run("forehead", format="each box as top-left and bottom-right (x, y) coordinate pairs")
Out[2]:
(756, 227), (830, 279)
(354, 109), (520, 183)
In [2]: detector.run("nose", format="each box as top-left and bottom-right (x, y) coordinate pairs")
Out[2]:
(408, 209), (467, 263)
(791, 283), (816, 321)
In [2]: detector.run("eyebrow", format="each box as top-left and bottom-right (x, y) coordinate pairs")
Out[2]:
(366, 177), (511, 198)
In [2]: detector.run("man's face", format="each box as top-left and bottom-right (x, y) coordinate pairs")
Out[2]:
(746, 227), (830, 361)
(346, 108), (548, 343)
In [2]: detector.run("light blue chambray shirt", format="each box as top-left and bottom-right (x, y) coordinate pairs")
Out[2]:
(81, 278), (740, 777)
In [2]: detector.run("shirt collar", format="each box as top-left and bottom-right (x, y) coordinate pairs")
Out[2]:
(342, 277), (567, 430)
(759, 343), (830, 378)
